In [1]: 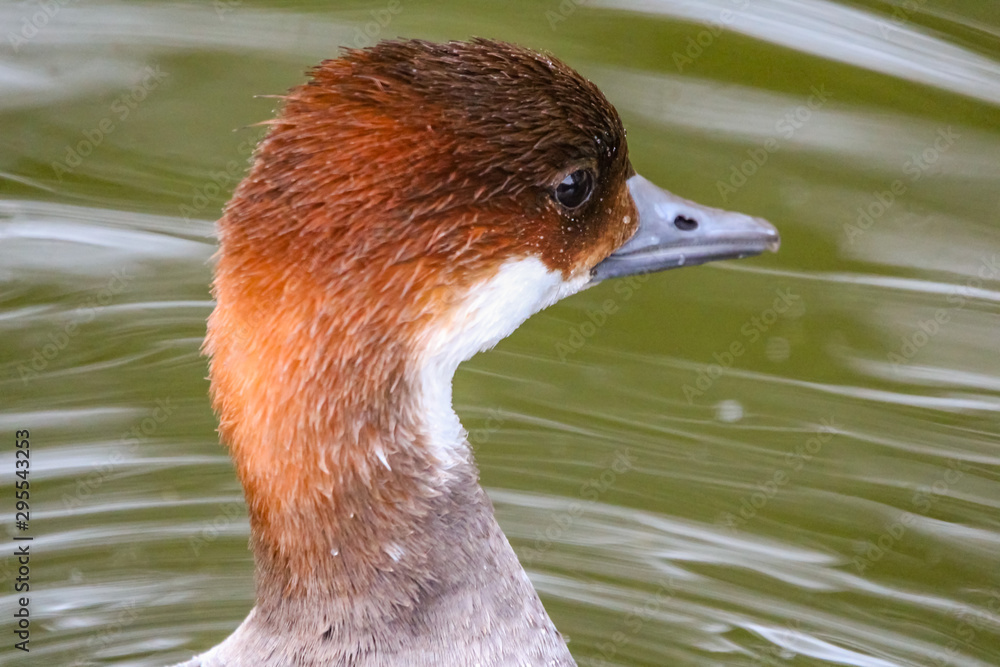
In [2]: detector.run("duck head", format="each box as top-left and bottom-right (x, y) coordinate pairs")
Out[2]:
(205, 38), (779, 597)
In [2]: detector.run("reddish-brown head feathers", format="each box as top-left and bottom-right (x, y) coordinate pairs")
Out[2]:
(221, 38), (635, 281)
(205, 38), (637, 596)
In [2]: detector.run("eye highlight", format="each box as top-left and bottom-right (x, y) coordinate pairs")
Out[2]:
(552, 169), (594, 210)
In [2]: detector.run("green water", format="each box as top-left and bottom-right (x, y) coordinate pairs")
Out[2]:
(2, 1), (999, 665)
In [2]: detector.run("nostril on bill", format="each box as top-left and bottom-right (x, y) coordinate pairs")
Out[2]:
(674, 215), (698, 231)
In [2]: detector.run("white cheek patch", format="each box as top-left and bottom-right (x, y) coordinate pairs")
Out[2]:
(418, 257), (590, 469)
(425, 257), (590, 366)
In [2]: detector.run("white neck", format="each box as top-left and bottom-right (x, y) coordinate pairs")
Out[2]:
(418, 257), (590, 470)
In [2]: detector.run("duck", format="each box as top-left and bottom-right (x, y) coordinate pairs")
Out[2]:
(173, 38), (779, 667)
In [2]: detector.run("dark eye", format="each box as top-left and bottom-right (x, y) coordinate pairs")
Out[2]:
(553, 169), (594, 209)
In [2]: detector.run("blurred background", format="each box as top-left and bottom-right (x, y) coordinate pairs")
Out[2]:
(2, 1), (999, 665)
